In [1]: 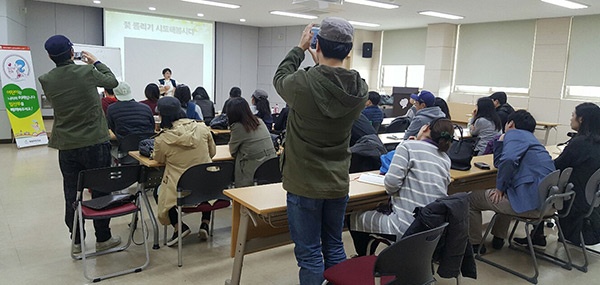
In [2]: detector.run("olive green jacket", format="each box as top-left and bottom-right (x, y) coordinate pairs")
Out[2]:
(39, 60), (118, 150)
(229, 120), (277, 187)
(273, 47), (369, 199)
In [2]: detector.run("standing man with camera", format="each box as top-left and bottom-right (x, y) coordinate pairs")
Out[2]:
(39, 35), (120, 254)
(273, 18), (368, 284)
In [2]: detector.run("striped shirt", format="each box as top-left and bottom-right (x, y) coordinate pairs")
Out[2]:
(351, 140), (451, 236)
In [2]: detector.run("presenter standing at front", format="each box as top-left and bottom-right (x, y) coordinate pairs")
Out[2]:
(158, 67), (176, 96)
(273, 18), (368, 284)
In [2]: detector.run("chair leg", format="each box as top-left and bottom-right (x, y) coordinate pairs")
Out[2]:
(509, 220), (572, 271)
(164, 225), (168, 246)
(476, 215), (540, 284)
(178, 205), (183, 267)
(210, 210), (215, 237)
(570, 231), (590, 272)
(70, 203), (82, 260)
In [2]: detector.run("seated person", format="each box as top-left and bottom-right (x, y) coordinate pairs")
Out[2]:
(154, 96), (216, 245)
(403, 90), (446, 139)
(362, 91), (384, 132)
(514, 103), (600, 248)
(227, 97), (277, 187)
(174, 84), (203, 121)
(101, 88), (117, 115)
(222, 86), (241, 114)
(273, 104), (289, 132)
(140, 83), (160, 115)
(193, 86), (215, 124)
(106, 81), (155, 141)
(469, 97), (502, 155)
(350, 113), (376, 147)
(489, 91), (515, 132)
(348, 118), (454, 256)
(435, 97), (451, 119)
(469, 110), (555, 253)
(251, 89), (274, 130)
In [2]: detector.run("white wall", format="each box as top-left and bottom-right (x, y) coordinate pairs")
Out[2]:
(25, 0), (103, 108)
(437, 17), (598, 145)
(214, 22), (259, 111)
(0, 0), (27, 140)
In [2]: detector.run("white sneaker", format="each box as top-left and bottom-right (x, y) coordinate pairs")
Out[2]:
(96, 236), (122, 251)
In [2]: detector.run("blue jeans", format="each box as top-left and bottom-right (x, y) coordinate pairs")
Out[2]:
(59, 141), (112, 243)
(287, 192), (348, 285)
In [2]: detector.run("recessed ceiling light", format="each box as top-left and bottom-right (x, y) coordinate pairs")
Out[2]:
(93, 0), (101, 4)
(541, 0), (589, 9)
(181, 0), (240, 9)
(148, 7), (157, 11)
(270, 11), (318, 20)
(348, 20), (380, 27)
(240, 19), (246, 22)
(418, 11), (464, 20)
(197, 13), (204, 17)
(345, 0), (399, 9)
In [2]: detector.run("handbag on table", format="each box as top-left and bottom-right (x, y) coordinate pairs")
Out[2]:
(448, 125), (475, 171)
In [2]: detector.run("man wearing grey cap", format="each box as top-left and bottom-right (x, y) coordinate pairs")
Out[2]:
(106, 81), (155, 142)
(274, 17), (368, 284)
(39, 35), (120, 254)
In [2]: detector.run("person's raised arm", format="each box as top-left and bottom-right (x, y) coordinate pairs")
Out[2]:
(273, 23), (314, 106)
(82, 51), (118, 89)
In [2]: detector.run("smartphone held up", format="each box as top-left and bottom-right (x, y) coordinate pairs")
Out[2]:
(74, 51), (83, 61)
(310, 26), (320, 49)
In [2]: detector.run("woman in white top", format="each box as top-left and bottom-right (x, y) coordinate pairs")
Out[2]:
(469, 97), (502, 155)
(349, 118), (454, 256)
(158, 67), (176, 97)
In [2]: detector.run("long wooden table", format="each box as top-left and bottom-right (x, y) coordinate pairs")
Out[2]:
(223, 172), (387, 285)
(221, 144), (563, 284)
(222, 154), (503, 284)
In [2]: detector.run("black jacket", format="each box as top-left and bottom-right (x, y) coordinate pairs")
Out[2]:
(106, 100), (155, 141)
(194, 97), (215, 124)
(403, 193), (477, 279)
(555, 135), (600, 245)
(350, 113), (377, 147)
(495, 103), (515, 131)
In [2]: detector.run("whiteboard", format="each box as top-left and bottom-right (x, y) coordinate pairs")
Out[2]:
(73, 43), (123, 80)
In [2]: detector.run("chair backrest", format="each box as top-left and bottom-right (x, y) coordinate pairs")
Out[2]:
(253, 157), (282, 185)
(385, 118), (410, 133)
(374, 222), (448, 285)
(117, 133), (156, 154)
(536, 170), (560, 212)
(77, 165), (141, 194)
(555, 168), (574, 210)
(585, 168), (600, 213)
(177, 161), (234, 206)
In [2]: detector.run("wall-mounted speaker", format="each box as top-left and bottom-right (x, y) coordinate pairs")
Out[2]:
(362, 42), (373, 58)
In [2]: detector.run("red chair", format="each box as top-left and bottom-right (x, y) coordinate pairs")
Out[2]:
(71, 165), (150, 282)
(323, 223), (448, 285)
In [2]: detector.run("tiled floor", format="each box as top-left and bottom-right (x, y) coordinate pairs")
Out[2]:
(1, 143), (600, 284)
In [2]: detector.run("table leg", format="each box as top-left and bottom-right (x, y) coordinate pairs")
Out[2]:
(139, 184), (160, 249)
(226, 205), (250, 285)
(544, 126), (557, 146)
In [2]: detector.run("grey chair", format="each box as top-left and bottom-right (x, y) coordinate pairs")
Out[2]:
(475, 169), (576, 284)
(323, 223), (448, 285)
